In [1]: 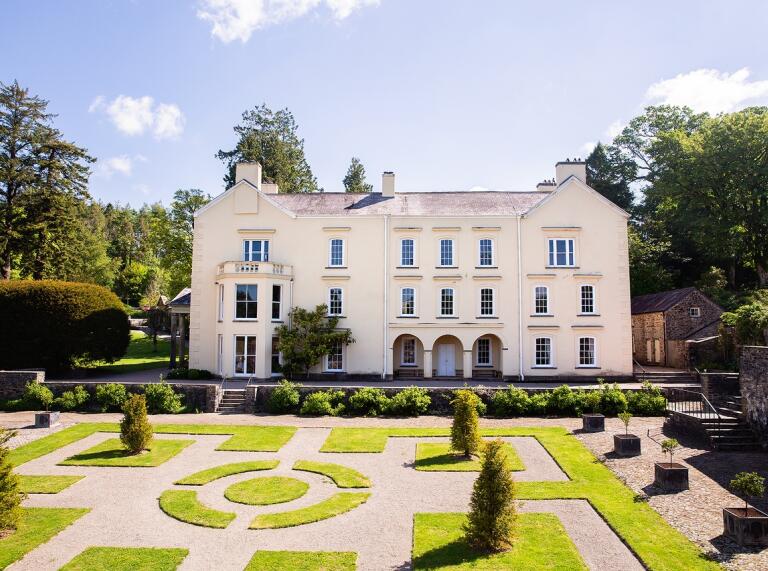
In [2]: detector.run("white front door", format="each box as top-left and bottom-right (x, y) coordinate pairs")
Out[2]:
(436, 344), (455, 376)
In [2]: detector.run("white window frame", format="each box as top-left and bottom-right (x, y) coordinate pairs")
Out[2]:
(328, 287), (344, 316)
(217, 284), (224, 321)
(476, 337), (492, 367)
(328, 238), (345, 267)
(400, 286), (416, 317)
(547, 238), (576, 267)
(689, 307), (701, 317)
(233, 334), (257, 376)
(243, 239), (270, 262)
(438, 287), (456, 317)
(578, 336), (598, 367)
(400, 238), (416, 267)
(217, 334), (223, 375)
(401, 336), (417, 366)
(438, 238), (455, 267)
(271, 284), (282, 321)
(579, 284), (597, 315)
(533, 285), (550, 315)
(234, 284), (258, 320)
(478, 287), (495, 317)
(478, 238), (495, 267)
(533, 336), (554, 368)
(324, 340), (345, 372)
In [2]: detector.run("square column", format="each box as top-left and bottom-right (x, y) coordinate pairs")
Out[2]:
(423, 349), (433, 378)
(463, 350), (473, 379)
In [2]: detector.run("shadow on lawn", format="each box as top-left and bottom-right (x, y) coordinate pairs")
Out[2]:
(413, 539), (487, 569)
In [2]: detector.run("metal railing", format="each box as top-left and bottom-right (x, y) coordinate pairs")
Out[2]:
(666, 387), (722, 448)
(633, 359), (647, 382)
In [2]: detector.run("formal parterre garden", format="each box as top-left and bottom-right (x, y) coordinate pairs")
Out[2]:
(1, 421), (722, 571)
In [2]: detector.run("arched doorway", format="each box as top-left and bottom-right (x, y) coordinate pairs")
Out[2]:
(472, 334), (503, 379)
(432, 335), (463, 378)
(392, 334), (425, 379)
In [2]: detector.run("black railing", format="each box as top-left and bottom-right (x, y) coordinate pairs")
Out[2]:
(666, 387), (722, 448)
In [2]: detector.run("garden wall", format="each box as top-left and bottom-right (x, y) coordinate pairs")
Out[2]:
(0, 370), (45, 400)
(739, 346), (768, 447)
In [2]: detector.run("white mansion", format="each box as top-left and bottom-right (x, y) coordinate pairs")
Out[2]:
(188, 159), (633, 381)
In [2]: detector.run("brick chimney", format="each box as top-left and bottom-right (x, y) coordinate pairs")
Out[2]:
(382, 171), (395, 197)
(536, 179), (557, 192)
(555, 158), (586, 186)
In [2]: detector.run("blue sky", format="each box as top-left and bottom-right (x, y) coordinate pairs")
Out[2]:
(4, 0), (768, 205)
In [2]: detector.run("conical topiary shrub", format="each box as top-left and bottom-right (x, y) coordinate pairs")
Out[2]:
(451, 389), (482, 458)
(120, 394), (153, 455)
(464, 439), (517, 552)
(0, 427), (23, 532)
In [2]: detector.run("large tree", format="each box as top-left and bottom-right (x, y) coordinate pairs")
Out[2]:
(217, 104), (318, 193)
(343, 157), (373, 193)
(585, 142), (635, 213)
(0, 81), (93, 279)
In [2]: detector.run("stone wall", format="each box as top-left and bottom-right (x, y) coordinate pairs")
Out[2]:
(0, 370), (45, 400)
(631, 312), (665, 365)
(664, 289), (722, 341)
(740, 346), (768, 447)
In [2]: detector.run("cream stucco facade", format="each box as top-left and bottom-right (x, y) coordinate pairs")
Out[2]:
(189, 160), (633, 381)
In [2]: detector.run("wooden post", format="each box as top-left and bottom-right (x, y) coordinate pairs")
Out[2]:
(169, 312), (177, 368)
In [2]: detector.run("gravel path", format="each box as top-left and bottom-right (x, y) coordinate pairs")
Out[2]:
(11, 427), (641, 571)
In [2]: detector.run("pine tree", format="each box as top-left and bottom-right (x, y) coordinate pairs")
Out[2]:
(120, 394), (153, 454)
(451, 389), (481, 458)
(342, 157), (373, 193)
(464, 439), (517, 552)
(0, 427), (23, 532)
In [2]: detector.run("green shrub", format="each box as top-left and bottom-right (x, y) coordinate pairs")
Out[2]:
(144, 381), (184, 414)
(0, 399), (26, 412)
(451, 390), (482, 457)
(729, 471), (766, 512)
(0, 427), (23, 532)
(598, 382), (628, 415)
(0, 280), (130, 372)
(54, 385), (90, 411)
(660, 438), (679, 463)
(120, 394), (153, 454)
(464, 439), (517, 551)
(618, 411), (633, 435)
(166, 368), (214, 380)
(267, 380), (301, 413)
(299, 389), (345, 416)
(347, 387), (390, 416)
(385, 386), (431, 416)
(575, 389), (602, 414)
(527, 392), (549, 415)
(547, 385), (580, 416)
(626, 382), (666, 416)
(492, 387), (530, 417)
(23, 382), (54, 411)
(95, 383), (128, 412)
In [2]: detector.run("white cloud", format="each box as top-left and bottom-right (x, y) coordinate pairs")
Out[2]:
(89, 95), (185, 139)
(646, 67), (768, 114)
(134, 184), (151, 196)
(97, 155), (134, 178)
(197, 0), (379, 43)
(605, 120), (624, 139)
(580, 141), (596, 154)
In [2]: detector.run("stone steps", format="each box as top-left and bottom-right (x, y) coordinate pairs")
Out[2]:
(218, 389), (246, 414)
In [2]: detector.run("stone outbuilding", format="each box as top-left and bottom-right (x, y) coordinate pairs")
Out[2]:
(631, 287), (723, 369)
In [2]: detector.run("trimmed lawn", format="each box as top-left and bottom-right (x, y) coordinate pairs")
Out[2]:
(0, 507), (89, 570)
(19, 475), (84, 494)
(9, 423), (296, 468)
(224, 476), (309, 505)
(412, 512), (587, 570)
(321, 426), (721, 571)
(175, 460), (279, 485)
(59, 438), (193, 467)
(244, 551), (357, 571)
(292, 460), (372, 488)
(250, 492), (371, 529)
(59, 547), (188, 571)
(415, 442), (524, 472)
(159, 490), (235, 529)
(88, 331), (170, 374)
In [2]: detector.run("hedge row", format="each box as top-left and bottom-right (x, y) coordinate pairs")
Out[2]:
(265, 381), (667, 418)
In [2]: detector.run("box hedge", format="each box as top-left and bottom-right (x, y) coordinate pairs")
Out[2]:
(0, 280), (130, 372)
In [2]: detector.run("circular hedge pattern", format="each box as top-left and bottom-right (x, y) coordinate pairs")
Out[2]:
(224, 476), (309, 506)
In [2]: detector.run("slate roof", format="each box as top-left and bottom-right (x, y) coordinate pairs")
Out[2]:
(631, 287), (697, 314)
(169, 287), (191, 307)
(267, 191), (548, 217)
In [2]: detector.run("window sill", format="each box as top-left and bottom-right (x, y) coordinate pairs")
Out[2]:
(396, 266), (419, 269)
(532, 365), (557, 369)
(576, 365), (601, 369)
(327, 315), (346, 319)
(398, 315), (420, 319)
(475, 266), (498, 269)
(476, 316), (498, 319)
(323, 370), (344, 374)
(233, 319), (258, 322)
(435, 266), (458, 269)
(399, 364), (418, 368)
(545, 266), (579, 269)
(475, 365), (494, 369)
(271, 320), (284, 323)
(436, 316), (459, 319)
(325, 266), (347, 269)
(577, 313), (600, 317)
(530, 314), (554, 317)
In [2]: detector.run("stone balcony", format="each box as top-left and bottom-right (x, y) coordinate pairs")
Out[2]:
(216, 260), (293, 278)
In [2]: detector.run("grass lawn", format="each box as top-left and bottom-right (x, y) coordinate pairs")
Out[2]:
(175, 460), (279, 485)
(412, 512), (586, 570)
(59, 438), (193, 467)
(9, 423), (296, 468)
(415, 442), (524, 472)
(0, 507), (89, 569)
(250, 492), (371, 529)
(18, 474), (84, 494)
(159, 490), (235, 529)
(320, 427), (721, 571)
(88, 331), (170, 374)
(59, 547), (189, 571)
(225, 476), (309, 505)
(244, 551), (357, 571)
(292, 460), (371, 488)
